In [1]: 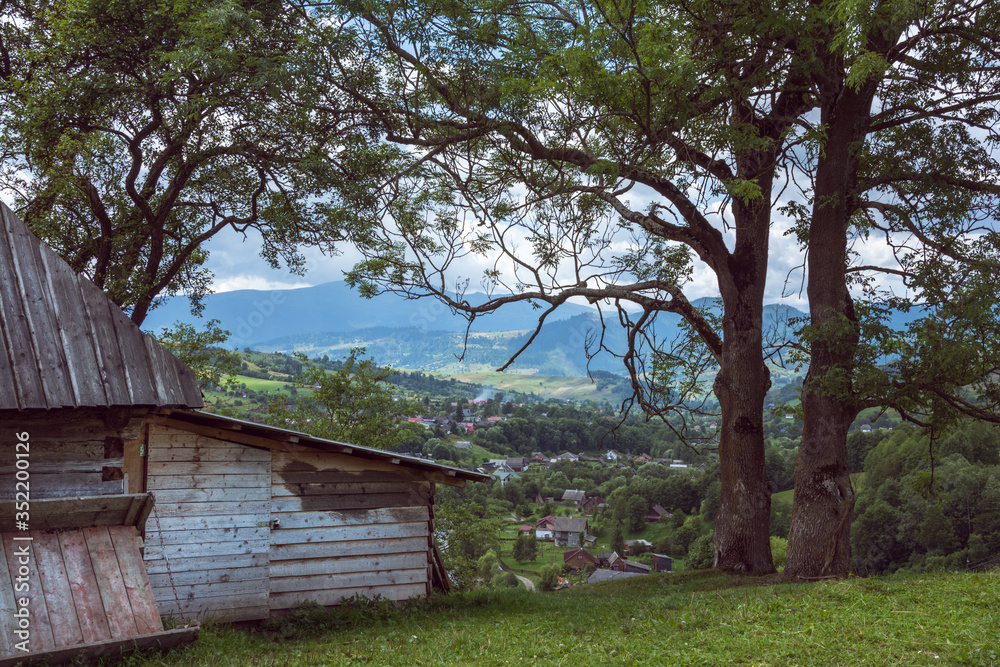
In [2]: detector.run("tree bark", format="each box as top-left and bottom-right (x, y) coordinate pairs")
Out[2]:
(711, 164), (775, 574)
(783, 76), (876, 579)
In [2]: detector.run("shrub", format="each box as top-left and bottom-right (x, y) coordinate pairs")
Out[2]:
(539, 563), (562, 591)
(686, 534), (715, 570)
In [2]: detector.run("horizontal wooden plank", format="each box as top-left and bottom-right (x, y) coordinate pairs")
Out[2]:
(148, 500), (270, 518)
(0, 458), (122, 475)
(269, 583), (427, 610)
(145, 526), (269, 547)
(272, 506), (429, 530)
(0, 478), (124, 500)
(149, 487), (270, 503)
(270, 552), (427, 578)
(156, 601), (268, 624)
(270, 522), (428, 546)
(270, 536), (429, 561)
(270, 492), (426, 513)
(142, 539), (269, 561)
(147, 566), (268, 588)
(148, 461), (271, 476)
(147, 514), (268, 532)
(152, 577), (267, 600)
(148, 474), (270, 490)
(0, 493), (152, 531)
(144, 552), (268, 575)
(148, 444), (270, 463)
(270, 568), (426, 594)
(153, 591), (268, 615)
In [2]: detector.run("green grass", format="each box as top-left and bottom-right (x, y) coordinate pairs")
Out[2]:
(122, 569), (1000, 666)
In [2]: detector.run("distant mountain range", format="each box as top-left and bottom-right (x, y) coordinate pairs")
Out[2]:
(142, 281), (915, 376)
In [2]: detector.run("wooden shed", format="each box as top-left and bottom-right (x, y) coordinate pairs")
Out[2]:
(140, 409), (487, 622)
(0, 202), (203, 661)
(0, 202), (489, 642)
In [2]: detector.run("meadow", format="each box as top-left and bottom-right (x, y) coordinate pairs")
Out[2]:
(117, 569), (998, 666)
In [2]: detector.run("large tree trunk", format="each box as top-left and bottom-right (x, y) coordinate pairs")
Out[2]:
(784, 75), (877, 580)
(711, 164), (775, 574)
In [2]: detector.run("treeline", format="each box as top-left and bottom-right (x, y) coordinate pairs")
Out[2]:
(851, 420), (1000, 574)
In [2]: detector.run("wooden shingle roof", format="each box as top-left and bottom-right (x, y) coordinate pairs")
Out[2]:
(0, 203), (203, 411)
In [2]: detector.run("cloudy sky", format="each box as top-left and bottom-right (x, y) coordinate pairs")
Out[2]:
(201, 195), (883, 312)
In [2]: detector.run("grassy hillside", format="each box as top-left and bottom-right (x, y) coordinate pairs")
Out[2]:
(127, 569), (997, 666)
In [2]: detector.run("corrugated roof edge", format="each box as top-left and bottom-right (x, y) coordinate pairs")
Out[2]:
(155, 408), (492, 484)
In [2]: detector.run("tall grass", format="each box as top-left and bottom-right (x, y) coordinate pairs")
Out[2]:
(119, 569), (998, 666)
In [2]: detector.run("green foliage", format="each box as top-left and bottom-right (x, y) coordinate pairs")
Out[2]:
(265, 348), (414, 450)
(686, 534), (715, 570)
(609, 523), (625, 557)
(435, 501), (502, 591)
(0, 0), (347, 325)
(538, 563), (562, 591)
(156, 319), (239, 388)
(770, 537), (788, 571)
(512, 532), (540, 563)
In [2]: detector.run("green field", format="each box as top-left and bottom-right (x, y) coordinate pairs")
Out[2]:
(438, 371), (623, 403)
(134, 569), (999, 666)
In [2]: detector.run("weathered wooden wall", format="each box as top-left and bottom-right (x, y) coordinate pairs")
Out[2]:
(269, 449), (434, 611)
(0, 410), (144, 499)
(143, 425), (271, 623)
(142, 421), (439, 621)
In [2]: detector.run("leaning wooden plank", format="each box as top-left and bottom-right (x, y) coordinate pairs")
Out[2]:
(270, 568), (427, 594)
(270, 536), (429, 561)
(270, 521), (428, 546)
(0, 536), (18, 655)
(269, 582), (427, 610)
(270, 552), (427, 579)
(57, 531), (112, 644)
(271, 506), (429, 530)
(31, 532), (84, 650)
(82, 527), (138, 639)
(147, 566), (268, 588)
(143, 553), (268, 576)
(1, 533), (55, 653)
(0, 625), (199, 667)
(107, 526), (162, 636)
(144, 526), (269, 548)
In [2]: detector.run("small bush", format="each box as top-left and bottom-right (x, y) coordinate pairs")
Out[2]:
(686, 534), (715, 570)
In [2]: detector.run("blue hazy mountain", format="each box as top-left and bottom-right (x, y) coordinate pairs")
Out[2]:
(142, 281), (596, 347)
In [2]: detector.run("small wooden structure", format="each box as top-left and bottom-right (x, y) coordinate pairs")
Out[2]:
(0, 202), (489, 638)
(140, 409), (487, 622)
(0, 202), (202, 662)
